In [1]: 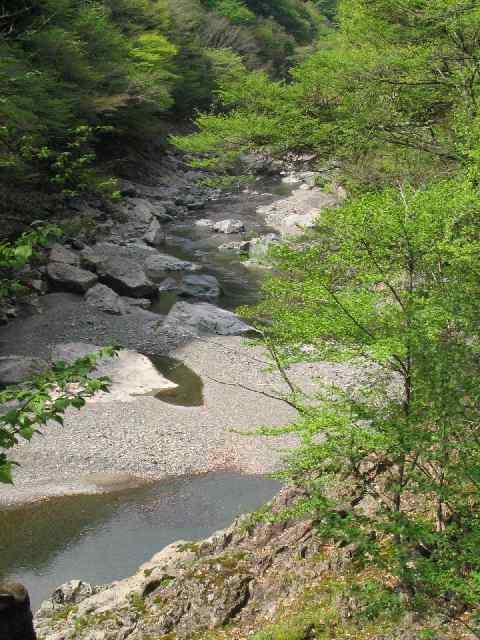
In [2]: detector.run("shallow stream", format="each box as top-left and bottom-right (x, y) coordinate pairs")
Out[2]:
(1, 472), (280, 611)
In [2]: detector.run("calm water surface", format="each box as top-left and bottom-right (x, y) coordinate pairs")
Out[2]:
(0, 473), (281, 611)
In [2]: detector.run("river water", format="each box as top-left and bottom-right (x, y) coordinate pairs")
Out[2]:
(0, 176), (296, 611)
(1, 473), (280, 611)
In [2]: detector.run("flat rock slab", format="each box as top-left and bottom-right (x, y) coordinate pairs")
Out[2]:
(51, 343), (178, 402)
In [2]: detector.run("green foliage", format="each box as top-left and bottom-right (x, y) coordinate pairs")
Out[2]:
(0, 225), (62, 303)
(243, 176), (480, 628)
(175, 0), (480, 189)
(0, 345), (119, 484)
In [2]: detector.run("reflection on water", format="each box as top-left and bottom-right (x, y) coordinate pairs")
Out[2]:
(0, 473), (280, 611)
(149, 355), (204, 406)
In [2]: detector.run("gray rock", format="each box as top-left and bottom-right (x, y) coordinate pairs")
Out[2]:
(213, 219), (245, 234)
(49, 244), (80, 266)
(30, 279), (48, 295)
(51, 342), (102, 364)
(195, 218), (214, 229)
(46, 263), (98, 294)
(164, 302), (255, 337)
(122, 297), (152, 310)
(158, 277), (179, 293)
(179, 274), (221, 301)
(0, 356), (49, 385)
(239, 152), (277, 175)
(218, 241), (251, 254)
(85, 284), (125, 315)
(144, 219), (165, 246)
(144, 254), (201, 281)
(248, 234), (281, 261)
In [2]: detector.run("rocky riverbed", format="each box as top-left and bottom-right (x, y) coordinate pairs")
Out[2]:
(0, 153), (345, 506)
(0, 153), (358, 638)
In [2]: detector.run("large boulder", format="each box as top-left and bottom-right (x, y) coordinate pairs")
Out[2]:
(0, 356), (49, 385)
(213, 219), (245, 234)
(81, 244), (157, 298)
(164, 302), (255, 337)
(47, 263), (98, 294)
(0, 582), (36, 640)
(49, 244), (80, 266)
(85, 284), (125, 315)
(144, 254), (201, 281)
(179, 274), (221, 301)
(257, 186), (344, 237)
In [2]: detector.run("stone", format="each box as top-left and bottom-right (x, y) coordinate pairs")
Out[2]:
(30, 279), (48, 295)
(213, 219), (245, 234)
(50, 343), (178, 401)
(122, 297), (152, 310)
(164, 302), (255, 337)
(143, 219), (165, 246)
(239, 152), (276, 175)
(257, 186), (343, 237)
(195, 218), (214, 229)
(218, 241), (251, 254)
(0, 582), (36, 640)
(47, 263), (98, 294)
(179, 274), (221, 301)
(49, 244), (80, 266)
(0, 356), (49, 385)
(85, 284), (125, 315)
(82, 245), (157, 298)
(144, 254), (201, 281)
(158, 277), (179, 293)
(248, 234), (281, 261)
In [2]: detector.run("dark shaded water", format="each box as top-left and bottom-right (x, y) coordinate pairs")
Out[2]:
(0, 473), (281, 611)
(150, 355), (204, 406)
(150, 178), (294, 314)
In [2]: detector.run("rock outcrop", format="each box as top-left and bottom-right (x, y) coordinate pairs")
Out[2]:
(35, 488), (335, 640)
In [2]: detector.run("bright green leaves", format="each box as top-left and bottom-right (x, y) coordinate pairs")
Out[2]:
(0, 224), (61, 304)
(249, 176), (480, 618)
(0, 345), (119, 485)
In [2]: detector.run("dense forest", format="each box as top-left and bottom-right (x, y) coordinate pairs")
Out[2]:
(4, 1), (480, 639)
(0, 0), (329, 221)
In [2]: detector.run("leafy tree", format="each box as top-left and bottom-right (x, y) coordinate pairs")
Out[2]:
(0, 346), (118, 484)
(244, 177), (480, 630)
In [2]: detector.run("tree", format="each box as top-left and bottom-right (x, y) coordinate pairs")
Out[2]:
(0, 346), (118, 484)
(244, 178), (480, 631)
